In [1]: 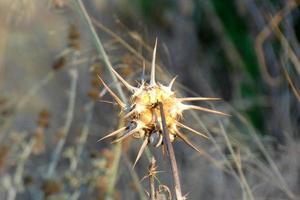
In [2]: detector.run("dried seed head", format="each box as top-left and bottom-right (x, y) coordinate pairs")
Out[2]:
(52, 56), (66, 71)
(0, 145), (10, 171)
(68, 24), (81, 50)
(32, 127), (45, 155)
(37, 109), (51, 128)
(128, 82), (184, 139)
(98, 40), (229, 166)
(41, 179), (62, 197)
(87, 88), (99, 101)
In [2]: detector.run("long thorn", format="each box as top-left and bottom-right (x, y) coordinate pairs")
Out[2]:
(124, 109), (136, 119)
(97, 75), (126, 108)
(98, 127), (126, 142)
(175, 130), (205, 155)
(98, 100), (116, 105)
(141, 59), (146, 84)
(175, 121), (208, 139)
(183, 105), (230, 116)
(168, 76), (177, 90)
(178, 97), (221, 101)
(112, 128), (139, 143)
(150, 38), (158, 86)
(175, 130), (225, 170)
(132, 138), (149, 169)
(110, 66), (138, 92)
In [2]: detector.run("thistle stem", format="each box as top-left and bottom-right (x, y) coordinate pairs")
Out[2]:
(158, 102), (183, 200)
(75, 0), (127, 103)
(149, 157), (156, 200)
(74, 2), (127, 199)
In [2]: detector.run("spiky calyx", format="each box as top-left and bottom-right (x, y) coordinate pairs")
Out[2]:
(98, 39), (229, 167)
(127, 83), (182, 142)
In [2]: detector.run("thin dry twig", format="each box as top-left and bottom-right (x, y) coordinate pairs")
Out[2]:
(272, 21), (300, 102)
(105, 123), (123, 200)
(75, 0), (127, 102)
(122, 153), (147, 200)
(235, 112), (296, 199)
(71, 101), (95, 171)
(74, 2), (130, 199)
(201, 0), (247, 73)
(282, 67), (300, 102)
(13, 139), (35, 191)
(47, 69), (78, 177)
(216, 117), (255, 200)
(255, 1), (298, 86)
(91, 17), (166, 79)
(148, 157), (157, 200)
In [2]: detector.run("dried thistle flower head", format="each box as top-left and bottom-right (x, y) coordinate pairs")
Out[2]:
(98, 39), (229, 166)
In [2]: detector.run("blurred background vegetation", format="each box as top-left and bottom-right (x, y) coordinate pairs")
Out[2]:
(0, 0), (299, 199)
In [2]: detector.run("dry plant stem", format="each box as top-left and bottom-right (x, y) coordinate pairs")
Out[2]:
(91, 18), (144, 61)
(274, 27), (300, 75)
(198, 93), (295, 199)
(216, 118), (254, 200)
(235, 112), (295, 199)
(71, 101), (95, 171)
(105, 122), (123, 200)
(179, 87), (241, 182)
(14, 139), (35, 191)
(187, 86), (293, 199)
(149, 158), (156, 200)
(0, 71), (55, 142)
(47, 69), (78, 177)
(282, 66), (300, 102)
(201, 0), (247, 72)
(245, 156), (285, 191)
(0, 27), (8, 90)
(3, 176), (16, 200)
(150, 175), (155, 200)
(267, 2), (300, 101)
(274, 27), (300, 101)
(75, 0), (126, 102)
(158, 102), (183, 200)
(91, 18), (165, 78)
(122, 153), (147, 200)
(189, 111), (241, 181)
(77, 6), (161, 199)
(74, 2), (130, 197)
(255, 1), (298, 86)
(4, 137), (36, 198)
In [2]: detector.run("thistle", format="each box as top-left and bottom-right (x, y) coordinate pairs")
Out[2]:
(98, 39), (229, 167)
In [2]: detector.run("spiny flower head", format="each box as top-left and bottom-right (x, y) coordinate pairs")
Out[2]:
(98, 39), (228, 167)
(126, 80), (182, 144)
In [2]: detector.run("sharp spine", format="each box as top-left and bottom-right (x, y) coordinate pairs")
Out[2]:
(97, 75), (126, 108)
(132, 137), (149, 169)
(98, 126), (126, 142)
(150, 38), (158, 86)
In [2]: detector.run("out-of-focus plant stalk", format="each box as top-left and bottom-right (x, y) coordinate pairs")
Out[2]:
(47, 69), (78, 177)
(74, 1), (127, 199)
